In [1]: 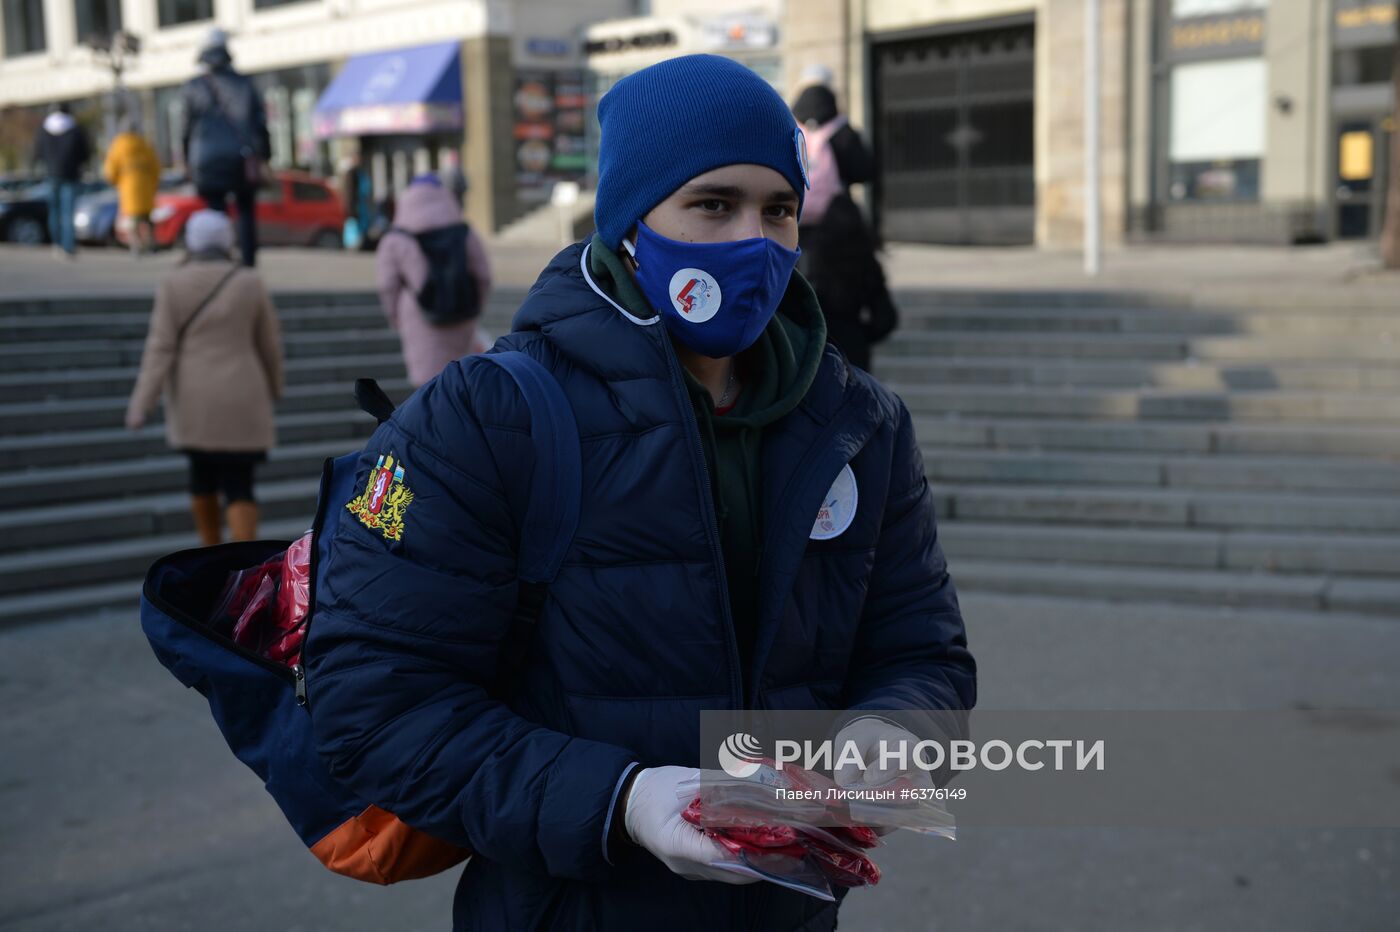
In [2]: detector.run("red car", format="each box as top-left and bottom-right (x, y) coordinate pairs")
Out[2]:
(124, 170), (346, 250)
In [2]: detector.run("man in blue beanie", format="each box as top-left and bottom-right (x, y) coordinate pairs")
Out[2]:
(307, 54), (974, 930)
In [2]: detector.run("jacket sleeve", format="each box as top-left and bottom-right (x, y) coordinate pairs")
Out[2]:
(843, 401), (976, 718)
(127, 280), (179, 420)
(252, 277), (284, 401)
(305, 361), (639, 881)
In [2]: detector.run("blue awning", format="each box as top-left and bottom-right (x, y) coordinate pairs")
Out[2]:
(313, 41), (463, 138)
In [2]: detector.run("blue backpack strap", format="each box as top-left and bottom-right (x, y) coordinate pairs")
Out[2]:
(470, 351), (579, 700)
(473, 350), (580, 584)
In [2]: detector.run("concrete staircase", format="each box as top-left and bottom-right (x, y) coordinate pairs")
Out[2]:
(876, 290), (1400, 617)
(1, 285), (1397, 627)
(0, 291), (522, 628)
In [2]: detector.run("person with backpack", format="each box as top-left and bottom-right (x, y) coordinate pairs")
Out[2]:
(125, 209), (284, 545)
(374, 174), (492, 386)
(791, 78), (898, 373)
(180, 28), (271, 267)
(294, 55), (971, 930)
(31, 102), (91, 259)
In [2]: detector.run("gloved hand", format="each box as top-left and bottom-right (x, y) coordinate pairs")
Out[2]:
(833, 716), (935, 835)
(622, 765), (760, 885)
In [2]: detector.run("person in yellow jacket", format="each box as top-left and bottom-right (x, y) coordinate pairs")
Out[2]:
(104, 114), (161, 255)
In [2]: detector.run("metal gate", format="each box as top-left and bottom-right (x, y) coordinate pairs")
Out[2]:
(873, 20), (1035, 245)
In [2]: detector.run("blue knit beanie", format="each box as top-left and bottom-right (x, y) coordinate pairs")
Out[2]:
(593, 54), (808, 249)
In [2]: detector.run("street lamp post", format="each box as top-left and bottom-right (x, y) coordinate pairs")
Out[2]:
(85, 29), (142, 142)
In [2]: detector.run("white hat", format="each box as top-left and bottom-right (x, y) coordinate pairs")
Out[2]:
(185, 209), (234, 254)
(800, 63), (834, 89)
(202, 27), (230, 52)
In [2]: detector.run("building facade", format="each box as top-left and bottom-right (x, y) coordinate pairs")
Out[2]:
(0, 0), (635, 232)
(793, 0), (1395, 247)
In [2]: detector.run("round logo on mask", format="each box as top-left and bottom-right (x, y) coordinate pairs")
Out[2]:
(810, 464), (858, 540)
(668, 268), (722, 323)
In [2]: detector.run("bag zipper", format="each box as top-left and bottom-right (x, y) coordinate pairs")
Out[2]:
(143, 542), (299, 684)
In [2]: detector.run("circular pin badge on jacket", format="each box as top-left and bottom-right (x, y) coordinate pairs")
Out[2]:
(811, 464), (858, 540)
(668, 268), (722, 322)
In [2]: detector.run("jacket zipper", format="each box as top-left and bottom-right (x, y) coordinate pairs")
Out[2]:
(748, 395), (873, 704)
(657, 332), (745, 709)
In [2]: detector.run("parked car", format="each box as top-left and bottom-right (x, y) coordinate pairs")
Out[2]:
(77, 172), (186, 245)
(123, 170), (346, 250)
(0, 180), (107, 244)
(0, 173), (38, 196)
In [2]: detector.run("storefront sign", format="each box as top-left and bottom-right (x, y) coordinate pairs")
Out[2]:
(313, 102), (462, 138)
(514, 70), (589, 203)
(526, 37), (572, 58)
(1166, 12), (1265, 61)
(584, 30), (678, 56)
(697, 13), (778, 50)
(1333, 0), (1399, 43)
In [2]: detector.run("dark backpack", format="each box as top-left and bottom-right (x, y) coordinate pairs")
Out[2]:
(139, 352), (578, 884)
(393, 223), (480, 325)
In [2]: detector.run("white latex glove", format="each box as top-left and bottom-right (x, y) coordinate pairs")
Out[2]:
(833, 716), (935, 834)
(623, 765), (760, 885)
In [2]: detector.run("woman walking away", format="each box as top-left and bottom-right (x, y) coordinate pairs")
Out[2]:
(126, 209), (284, 545)
(375, 174), (492, 387)
(791, 78), (899, 373)
(104, 112), (161, 256)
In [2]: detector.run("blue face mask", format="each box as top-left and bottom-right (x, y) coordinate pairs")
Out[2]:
(624, 221), (801, 359)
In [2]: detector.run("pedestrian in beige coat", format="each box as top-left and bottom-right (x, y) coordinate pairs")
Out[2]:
(126, 209), (284, 545)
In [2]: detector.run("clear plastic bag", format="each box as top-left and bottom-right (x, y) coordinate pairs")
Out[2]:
(209, 531), (314, 667)
(685, 758), (956, 841)
(677, 762), (889, 901)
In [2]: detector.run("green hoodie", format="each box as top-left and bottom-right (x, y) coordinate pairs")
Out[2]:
(588, 235), (828, 673)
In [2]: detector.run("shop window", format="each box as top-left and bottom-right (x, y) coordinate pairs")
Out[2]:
(2, 0), (47, 56)
(1168, 57), (1266, 201)
(157, 0), (213, 28)
(1333, 46), (1394, 87)
(74, 0), (121, 44)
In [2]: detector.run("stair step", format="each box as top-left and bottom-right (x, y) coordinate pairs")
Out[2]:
(935, 484), (1400, 534)
(0, 353), (409, 403)
(950, 559), (1374, 614)
(0, 477), (323, 553)
(880, 356), (1400, 392)
(920, 447), (1400, 495)
(0, 300), (521, 345)
(894, 306), (1400, 337)
(0, 378), (413, 435)
(939, 521), (1400, 577)
(893, 385), (1400, 424)
(0, 578), (147, 629)
(0, 438), (356, 510)
(0, 517), (312, 597)
(877, 330), (1400, 363)
(0, 409), (376, 474)
(913, 415), (1400, 458)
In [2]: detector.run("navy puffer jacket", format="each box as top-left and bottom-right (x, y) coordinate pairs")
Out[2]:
(305, 243), (975, 931)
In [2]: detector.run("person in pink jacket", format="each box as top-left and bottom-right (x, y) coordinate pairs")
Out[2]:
(375, 175), (492, 386)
